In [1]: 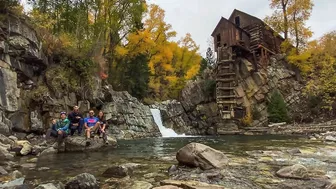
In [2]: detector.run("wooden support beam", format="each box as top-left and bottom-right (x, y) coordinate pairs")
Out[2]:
(217, 87), (236, 90)
(216, 78), (235, 82)
(217, 73), (235, 77)
(217, 95), (236, 99)
(217, 101), (236, 104)
(257, 44), (276, 55)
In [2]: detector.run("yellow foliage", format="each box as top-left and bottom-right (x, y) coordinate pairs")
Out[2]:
(114, 4), (201, 100)
(59, 33), (73, 48)
(115, 46), (129, 57)
(241, 112), (253, 127)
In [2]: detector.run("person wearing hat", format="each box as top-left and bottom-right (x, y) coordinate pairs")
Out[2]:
(45, 111), (70, 147)
(68, 106), (84, 136)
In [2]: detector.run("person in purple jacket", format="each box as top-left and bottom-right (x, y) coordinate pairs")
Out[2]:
(84, 110), (100, 144)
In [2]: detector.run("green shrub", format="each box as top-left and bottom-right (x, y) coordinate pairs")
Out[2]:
(267, 90), (290, 123)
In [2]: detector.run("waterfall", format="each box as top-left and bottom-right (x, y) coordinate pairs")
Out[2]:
(150, 109), (185, 137)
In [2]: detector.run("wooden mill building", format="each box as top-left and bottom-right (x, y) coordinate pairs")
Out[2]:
(211, 9), (285, 120)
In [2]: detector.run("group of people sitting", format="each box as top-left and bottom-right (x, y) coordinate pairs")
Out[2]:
(45, 106), (108, 147)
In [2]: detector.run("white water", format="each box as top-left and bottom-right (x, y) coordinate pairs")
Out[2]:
(150, 108), (186, 138)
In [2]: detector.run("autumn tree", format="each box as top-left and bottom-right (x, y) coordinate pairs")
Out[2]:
(265, 0), (290, 40)
(115, 4), (201, 100)
(295, 31), (336, 109)
(265, 0), (313, 54)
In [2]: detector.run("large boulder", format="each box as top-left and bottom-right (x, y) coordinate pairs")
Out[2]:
(63, 136), (116, 152)
(65, 173), (99, 189)
(176, 143), (228, 170)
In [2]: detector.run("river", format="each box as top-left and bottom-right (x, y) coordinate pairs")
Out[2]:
(17, 134), (336, 188)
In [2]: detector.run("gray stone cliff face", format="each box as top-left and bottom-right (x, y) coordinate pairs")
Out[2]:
(154, 55), (305, 135)
(0, 14), (160, 139)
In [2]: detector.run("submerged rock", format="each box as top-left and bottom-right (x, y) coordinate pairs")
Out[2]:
(276, 164), (308, 179)
(160, 180), (225, 189)
(65, 173), (99, 189)
(102, 163), (141, 178)
(39, 147), (57, 157)
(176, 143), (228, 170)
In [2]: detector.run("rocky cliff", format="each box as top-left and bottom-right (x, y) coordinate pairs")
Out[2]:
(155, 55), (305, 135)
(0, 13), (160, 139)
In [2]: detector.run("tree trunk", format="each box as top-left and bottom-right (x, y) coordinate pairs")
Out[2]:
(293, 13), (299, 55)
(281, 0), (289, 39)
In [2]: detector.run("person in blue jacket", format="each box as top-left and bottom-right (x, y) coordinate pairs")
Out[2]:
(46, 111), (70, 146)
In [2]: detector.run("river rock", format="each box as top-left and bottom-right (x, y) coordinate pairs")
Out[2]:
(63, 136), (116, 152)
(10, 170), (23, 180)
(276, 164), (308, 179)
(35, 182), (64, 189)
(153, 186), (183, 189)
(326, 136), (336, 142)
(176, 143), (228, 170)
(26, 158), (38, 163)
(0, 143), (14, 160)
(0, 177), (25, 188)
(0, 134), (14, 146)
(20, 163), (36, 170)
(65, 173), (99, 189)
(327, 182), (336, 189)
(102, 163), (141, 178)
(160, 180), (225, 189)
(13, 140), (32, 156)
(39, 147), (57, 157)
(8, 136), (18, 142)
(130, 181), (153, 189)
(0, 166), (8, 175)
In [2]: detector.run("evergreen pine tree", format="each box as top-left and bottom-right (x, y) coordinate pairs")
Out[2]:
(267, 90), (290, 123)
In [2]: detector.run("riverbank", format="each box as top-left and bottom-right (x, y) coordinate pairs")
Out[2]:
(217, 121), (336, 136)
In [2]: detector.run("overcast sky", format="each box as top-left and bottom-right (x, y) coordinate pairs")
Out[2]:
(148, 0), (336, 57)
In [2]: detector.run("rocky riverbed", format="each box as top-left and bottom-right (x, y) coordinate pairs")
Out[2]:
(1, 134), (336, 188)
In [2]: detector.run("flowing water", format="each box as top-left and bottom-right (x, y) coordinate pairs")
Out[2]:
(18, 134), (335, 186)
(150, 109), (185, 137)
